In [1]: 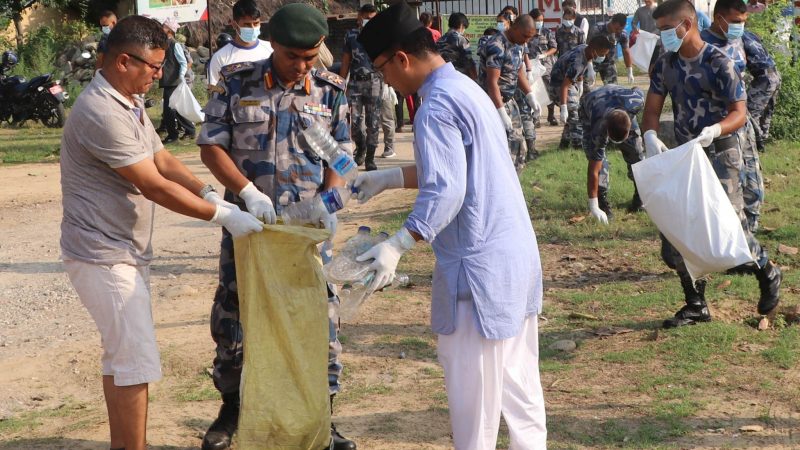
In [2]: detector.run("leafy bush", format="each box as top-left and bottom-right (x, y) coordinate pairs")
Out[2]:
(746, 0), (799, 141)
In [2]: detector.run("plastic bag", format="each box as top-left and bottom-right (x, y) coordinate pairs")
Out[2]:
(168, 81), (204, 123)
(630, 30), (659, 73)
(526, 60), (551, 108)
(233, 225), (332, 450)
(632, 140), (754, 280)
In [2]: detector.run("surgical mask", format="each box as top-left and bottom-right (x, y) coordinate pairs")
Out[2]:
(361, 19), (369, 27)
(238, 25), (259, 43)
(562, 19), (574, 28)
(609, 134), (626, 144)
(721, 16), (744, 40)
(660, 21), (687, 52)
(593, 55), (606, 64)
(507, 13), (516, 21)
(535, 21), (544, 30)
(496, 22), (506, 31)
(101, 25), (111, 35)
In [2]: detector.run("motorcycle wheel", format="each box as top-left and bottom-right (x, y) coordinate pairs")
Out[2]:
(41, 100), (65, 128)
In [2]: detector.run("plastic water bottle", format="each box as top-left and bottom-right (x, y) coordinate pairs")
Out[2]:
(299, 122), (358, 181)
(324, 227), (386, 284)
(338, 273), (410, 321)
(281, 185), (358, 226)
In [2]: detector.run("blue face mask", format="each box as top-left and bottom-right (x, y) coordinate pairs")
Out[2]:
(101, 25), (111, 35)
(721, 17), (745, 40)
(496, 22), (506, 31)
(562, 19), (574, 28)
(534, 21), (544, 30)
(660, 20), (687, 52)
(238, 25), (259, 43)
(593, 55), (606, 64)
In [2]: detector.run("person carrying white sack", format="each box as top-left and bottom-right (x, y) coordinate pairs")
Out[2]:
(641, 0), (781, 329)
(353, 3), (547, 449)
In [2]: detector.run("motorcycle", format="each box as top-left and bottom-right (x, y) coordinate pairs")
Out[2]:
(0, 50), (69, 128)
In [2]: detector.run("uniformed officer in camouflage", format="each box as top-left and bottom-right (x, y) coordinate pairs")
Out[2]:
(437, 12), (478, 80)
(479, 15), (541, 172)
(527, 8), (559, 125)
(549, 36), (614, 149)
(588, 13), (636, 84)
(742, 30), (781, 153)
(556, 6), (585, 57)
(198, 4), (357, 449)
(340, 3), (383, 171)
(701, 0), (764, 232)
(643, 0), (781, 330)
(580, 84), (645, 223)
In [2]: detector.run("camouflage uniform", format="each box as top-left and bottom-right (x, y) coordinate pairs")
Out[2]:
(479, 31), (527, 170)
(343, 28), (383, 158)
(523, 27), (558, 126)
(550, 44), (592, 146)
(579, 85), (645, 193)
(649, 45), (768, 276)
(701, 30), (764, 232)
(588, 22), (629, 84)
(555, 23), (585, 57)
(742, 30), (781, 151)
(198, 58), (353, 396)
(437, 29), (476, 77)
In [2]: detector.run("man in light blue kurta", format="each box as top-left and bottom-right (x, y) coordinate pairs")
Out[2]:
(352, 3), (547, 449)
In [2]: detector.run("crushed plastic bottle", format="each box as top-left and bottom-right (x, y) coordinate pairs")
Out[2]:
(299, 122), (358, 181)
(339, 273), (411, 321)
(281, 185), (359, 227)
(323, 227), (387, 284)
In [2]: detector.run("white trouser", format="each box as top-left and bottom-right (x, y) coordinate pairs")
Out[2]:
(437, 302), (547, 450)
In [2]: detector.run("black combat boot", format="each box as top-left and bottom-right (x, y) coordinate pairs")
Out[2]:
(627, 186), (643, 213)
(547, 104), (558, 126)
(558, 138), (570, 150)
(202, 392), (240, 450)
(663, 274), (711, 328)
(755, 260), (781, 315)
(328, 395), (356, 450)
(354, 146), (366, 166)
(597, 188), (614, 221)
(364, 146), (377, 171)
(525, 139), (540, 162)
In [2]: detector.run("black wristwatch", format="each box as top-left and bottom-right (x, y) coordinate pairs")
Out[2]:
(199, 184), (217, 198)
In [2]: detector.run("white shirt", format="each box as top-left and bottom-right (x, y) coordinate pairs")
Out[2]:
(206, 40), (273, 87)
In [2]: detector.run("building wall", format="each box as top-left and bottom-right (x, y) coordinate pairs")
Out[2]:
(326, 16), (358, 63)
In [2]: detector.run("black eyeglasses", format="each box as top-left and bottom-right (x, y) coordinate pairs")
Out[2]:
(125, 52), (165, 72)
(374, 52), (398, 73)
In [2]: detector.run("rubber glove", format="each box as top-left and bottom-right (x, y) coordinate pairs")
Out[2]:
(696, 124), (721, 147)
(627, 67), (635, 84)
(210, 205), (263, 237)
(203, 191), (237, 210)
(353, 167), (404, 203)
(525, 92), (541, 117)
(537, 53), (547, 60)
(560, 104), (568, 124)
(588, 197), (609, 224)
(643, 130), (668, 158)
(497, 107), (513, 131)
(238, 181), (276, 224)
(356, 227), (416, 292)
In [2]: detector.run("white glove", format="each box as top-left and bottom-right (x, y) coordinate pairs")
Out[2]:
(537, 53), (547, 60)
(560, 104), (568, 124)
(210, 204), (263, 238)
(353, 167), (404, 203)
(643, 130), (669, 158)
(203, 191), (237, 210)
(627, 67), (635, 84)
(497, 106), (513, 131)
(238, 182), (277, 224)
(525, 92), (541, 117)
(588, 197), (609, 224)
(356, 227), (416, 292)
(696, 124), (721, 148)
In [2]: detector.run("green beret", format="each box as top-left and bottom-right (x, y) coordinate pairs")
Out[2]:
(269, 3), (328, 49)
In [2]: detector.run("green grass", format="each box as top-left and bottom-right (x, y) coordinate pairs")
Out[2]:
(0, 400), (87, 436)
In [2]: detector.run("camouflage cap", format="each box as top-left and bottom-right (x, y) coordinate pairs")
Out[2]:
(269, 3), (329, 49)
(358, 2), (423, 60)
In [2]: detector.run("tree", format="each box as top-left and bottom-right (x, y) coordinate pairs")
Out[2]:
(0, 0), (88, 49)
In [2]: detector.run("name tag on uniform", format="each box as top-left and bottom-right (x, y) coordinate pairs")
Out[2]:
(239, 99), (261, 107)
(303, 102), (332, 117)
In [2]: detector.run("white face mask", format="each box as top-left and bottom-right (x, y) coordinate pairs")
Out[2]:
(361, 18), (370, 27)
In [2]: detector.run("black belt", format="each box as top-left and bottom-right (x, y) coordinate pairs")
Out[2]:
(501, 94), (513, 103)
(703, 134), (738, 155)
(352, 72), (378, 81)
(749, 67), (777, 78)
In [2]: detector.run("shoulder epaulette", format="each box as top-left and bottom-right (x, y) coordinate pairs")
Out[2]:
(314, 70), (346, 90)
(220, 61), (257, 79)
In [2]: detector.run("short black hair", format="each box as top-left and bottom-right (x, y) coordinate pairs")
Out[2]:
(419, 11), (433, 26)
(562, 0), (577, 9)
(393, 26), (438, 58)
(106, 15), (168, 54)
(501, 5), (518, 15)
(588, 34), (615, 50)
(99, 10), (116, 19)
(562, 6), (576, 19)
(448, 12), (469, 29)
(606, 109), (631, 142)
(713, 0), (747, 16)
(653, 0), (697, 22)
(611, 13), (628, 26)
(359, 4), (377, 14)
(232, 0), (261, 20)
(529, 8), (543, 19)
(484, 27), (498, 36)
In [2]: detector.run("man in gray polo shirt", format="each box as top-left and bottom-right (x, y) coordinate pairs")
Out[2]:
(60, 16), (262, 450)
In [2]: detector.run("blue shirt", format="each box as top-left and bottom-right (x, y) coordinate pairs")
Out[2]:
(700, 28), (746, 73)
(404, 63), (543, 340)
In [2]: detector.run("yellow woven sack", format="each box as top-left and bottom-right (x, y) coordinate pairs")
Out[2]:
(233, 225), (332, 450)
